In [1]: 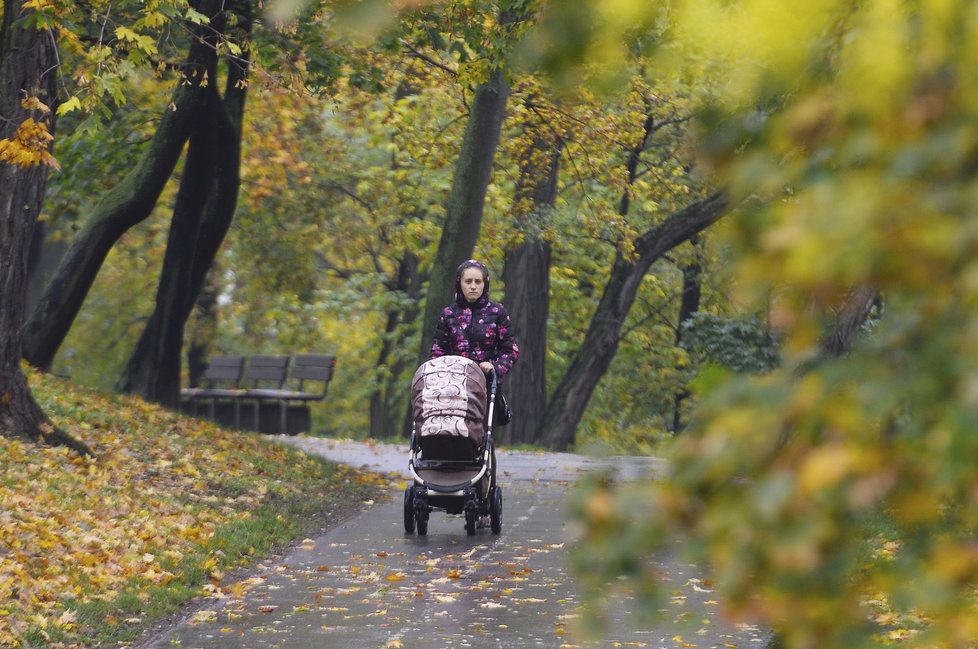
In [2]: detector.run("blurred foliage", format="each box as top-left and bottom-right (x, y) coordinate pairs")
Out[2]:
(560, 1), (978, 648)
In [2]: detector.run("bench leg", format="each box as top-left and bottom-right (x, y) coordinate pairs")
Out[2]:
(208, 399), (216, 421)
(233, 400), (240, 429)
(280, 401), (287, 435)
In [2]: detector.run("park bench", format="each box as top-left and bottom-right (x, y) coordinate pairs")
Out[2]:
(181, 354), (336, 434)
(242, 354), (336, 434)
(180, 355), (246, 427)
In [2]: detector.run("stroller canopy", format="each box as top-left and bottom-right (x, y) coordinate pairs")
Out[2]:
(411, 356), (487, 446)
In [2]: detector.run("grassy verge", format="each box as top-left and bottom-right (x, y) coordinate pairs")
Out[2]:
(1, 368), (388, 648)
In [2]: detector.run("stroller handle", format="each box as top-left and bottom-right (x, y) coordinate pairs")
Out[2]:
(486, 366), (498, 397)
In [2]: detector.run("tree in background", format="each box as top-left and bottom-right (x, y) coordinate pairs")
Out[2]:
(22, 0), (231, 371)
(413, 1), (532, 373)
(117, 2), (253, 406)
(500, 88), (562, 445)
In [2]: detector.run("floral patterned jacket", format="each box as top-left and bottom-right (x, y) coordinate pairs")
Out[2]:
(430, 298), (519, 381)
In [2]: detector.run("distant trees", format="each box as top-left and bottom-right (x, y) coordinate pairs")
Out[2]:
(16, 0), (733, 453)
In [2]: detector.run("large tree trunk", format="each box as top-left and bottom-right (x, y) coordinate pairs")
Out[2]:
(183, 72), (246, 388)
(500, 123), (561, 445)
(117, 90), (222, 404)
(671, 235), (702, 434)
(538, 193), (729, 450)
(21, 1), (221, 371)
(0, 0), (87, 453)
(119, 16), (248, 406)
(415, 67), (510, 369)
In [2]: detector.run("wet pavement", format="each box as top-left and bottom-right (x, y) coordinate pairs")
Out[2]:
(142, 439), (769, 649)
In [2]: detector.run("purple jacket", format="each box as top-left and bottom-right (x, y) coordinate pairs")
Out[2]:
(429, 260), (519, 380)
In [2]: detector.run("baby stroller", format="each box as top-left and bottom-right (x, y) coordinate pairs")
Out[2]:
(404, 355), (502, 536)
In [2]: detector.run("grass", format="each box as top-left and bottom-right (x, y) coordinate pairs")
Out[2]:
(1, 368), (388, 648)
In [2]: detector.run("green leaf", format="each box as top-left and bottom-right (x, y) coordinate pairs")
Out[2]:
(56, 96), (82, 117)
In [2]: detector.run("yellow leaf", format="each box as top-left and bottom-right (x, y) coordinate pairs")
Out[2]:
(21, 96), (50, 113)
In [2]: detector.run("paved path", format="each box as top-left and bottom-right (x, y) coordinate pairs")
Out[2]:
(144, 438), (768, 649)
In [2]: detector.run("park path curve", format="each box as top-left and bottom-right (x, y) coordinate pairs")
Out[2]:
(142, 438), (769, 649)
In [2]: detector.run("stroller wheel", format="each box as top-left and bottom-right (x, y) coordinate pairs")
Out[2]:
(489, 486), (502, 535)
(403, 485), (416, 534)
(416, 510), (428, 536)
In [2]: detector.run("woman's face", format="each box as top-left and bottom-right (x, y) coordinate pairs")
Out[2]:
(460, 267), (485, 303)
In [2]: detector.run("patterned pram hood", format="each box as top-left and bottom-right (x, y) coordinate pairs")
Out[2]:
(411, 356), (487, 447)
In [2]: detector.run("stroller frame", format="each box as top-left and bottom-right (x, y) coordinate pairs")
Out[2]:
(404, 369), (502, 536)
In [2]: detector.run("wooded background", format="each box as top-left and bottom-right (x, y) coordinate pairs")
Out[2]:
(5, 0), (776, 453)
(5, 0), (978, 646)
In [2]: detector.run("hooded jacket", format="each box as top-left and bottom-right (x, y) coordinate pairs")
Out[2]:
(429, 260), (519, 380)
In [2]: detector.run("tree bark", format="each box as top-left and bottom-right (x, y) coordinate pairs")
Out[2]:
(819, 284), (880, 359)
(186, 271), (218, 388)
(500, 126), (561, 446)
(0, 0), (88, 453)
(671, 235), (702, 433)
(21, 1), (221, 371)
(415, 67), (510, 369)
(369, 251), (423, 438)
(118, 13), (248, 406)
(117, 90), (222, 404)
(538, 193), (729, 450)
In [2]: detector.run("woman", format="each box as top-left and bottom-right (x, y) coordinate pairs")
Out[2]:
(430, 259), (519, 421)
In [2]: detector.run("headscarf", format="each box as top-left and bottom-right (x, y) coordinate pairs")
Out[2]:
(454, 259), (490, 309)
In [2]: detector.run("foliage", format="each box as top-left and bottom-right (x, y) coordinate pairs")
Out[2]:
(562, 1), (978, 647)
(680, 312), (781, 374)
(0, 102), (57, 169)
(0, 367), (386, 648)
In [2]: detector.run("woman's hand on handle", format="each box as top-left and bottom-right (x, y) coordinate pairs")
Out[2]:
(479, 362), (494, 374)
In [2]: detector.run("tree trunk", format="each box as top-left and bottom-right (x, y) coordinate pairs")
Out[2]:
(415, 67), (510, 369)
(0, 0), (88, 453)
(186, 271), (218, 389)
(538, 193), (729, 450)
(500, 125), (561, 446)
(25, 220), (45, 318)
(671, 235), (702, 433)
(369, 251), (422, 438)
(21, 2), (221, 371)
(117, 87), (222, 405)
(118, 15), (248, 406)
(819, 284), (880, 359)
